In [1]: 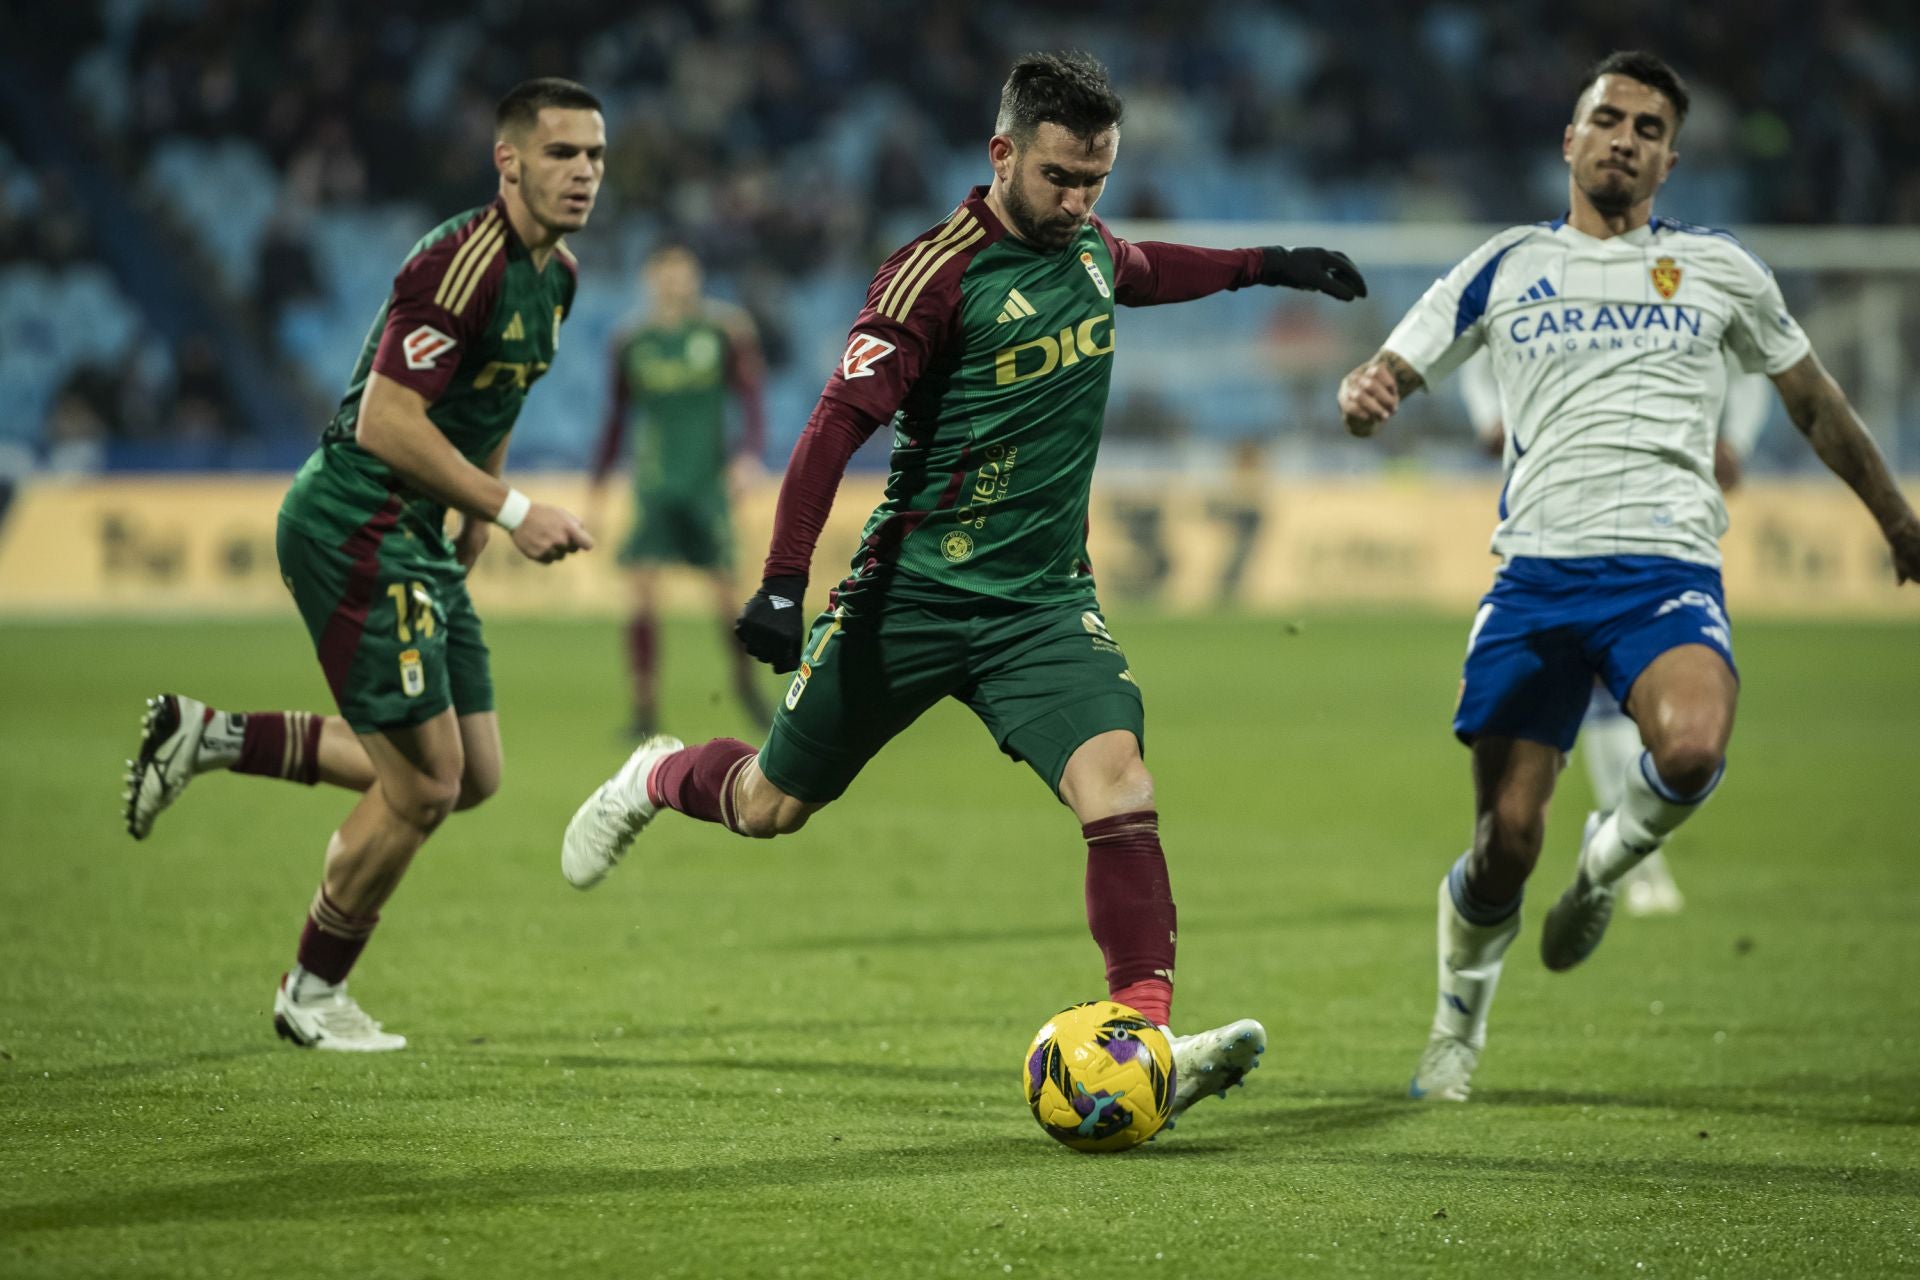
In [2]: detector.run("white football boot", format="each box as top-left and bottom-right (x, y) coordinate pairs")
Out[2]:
(1540, 811), (1620, 972)
(1409, 1033), (1480, 1101)
(1164, 1017), (1266, 1126)
(124, 693), (212, 840)
(272, 971), (406, 1052)
(561, 735), (684, 889)
(1621, 850), (1685, 917)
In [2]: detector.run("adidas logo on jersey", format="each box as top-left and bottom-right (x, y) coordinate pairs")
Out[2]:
(502, 312), (526, 341)
(996, 289), (1038, 324)
(1517, 277), (1558, 303)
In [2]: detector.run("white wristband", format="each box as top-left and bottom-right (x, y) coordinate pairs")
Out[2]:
(494, 487), (532, 531)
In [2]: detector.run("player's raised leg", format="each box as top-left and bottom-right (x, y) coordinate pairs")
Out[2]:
(1413, 735), (1558, 1101)
(124, 694), (377, 839)
(1543, 644), (1734, 971)
(275, 709), (474, 1051)
(1581, 683), (1685, 916)
(1057, 729), (1264, 1121)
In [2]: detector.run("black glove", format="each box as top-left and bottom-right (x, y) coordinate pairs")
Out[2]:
(1261, 246), (1367, 301)
(734, 574), (808, 673)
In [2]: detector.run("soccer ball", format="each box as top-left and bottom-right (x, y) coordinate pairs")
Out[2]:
(1023, 1001), (1175, 1153)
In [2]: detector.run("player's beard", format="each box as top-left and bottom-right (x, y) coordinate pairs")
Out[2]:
(1004, 178), (1083, 252)
(1580, 166), (1639, 217)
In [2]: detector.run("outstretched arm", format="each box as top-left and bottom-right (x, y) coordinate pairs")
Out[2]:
(1101, 228), (1367, 306)
(1337, 349), (1425, 437)
(1771, 351), (1920, 582)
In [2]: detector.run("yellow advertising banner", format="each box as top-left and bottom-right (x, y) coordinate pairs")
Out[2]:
(0, 474), (1911, 618)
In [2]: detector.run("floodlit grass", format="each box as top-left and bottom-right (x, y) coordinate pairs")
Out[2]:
(3, 611), (1917, 1277)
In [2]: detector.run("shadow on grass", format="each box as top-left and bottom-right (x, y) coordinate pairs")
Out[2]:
(0, 1133), (1136, 1234)
(2, 1047), (278, 1088)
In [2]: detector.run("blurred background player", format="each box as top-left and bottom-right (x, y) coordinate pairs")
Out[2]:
(1457, 350), (1772, 916)
(588, 245), (771, 737)
(122, 79), (602, 1051)
(1339, 51), (1920, 1100)
(563, 51), (1367, 1126)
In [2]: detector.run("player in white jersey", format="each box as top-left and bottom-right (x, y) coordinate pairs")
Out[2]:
(1336, 51), (1920, 1101)
(1458, 350), (1771, 916)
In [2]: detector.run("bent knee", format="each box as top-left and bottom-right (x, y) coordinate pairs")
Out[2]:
(1648, 741), (1723, 796)
(389, 776), (462, 832)
(454, 769), (501, 813)
(736, 796), (815, 839)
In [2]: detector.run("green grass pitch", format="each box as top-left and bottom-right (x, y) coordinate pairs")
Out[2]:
(2, 611), (1917, 1277)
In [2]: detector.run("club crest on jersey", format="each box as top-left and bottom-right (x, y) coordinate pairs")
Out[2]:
(842, 333), (895, 379)
(1079, 251), (1111, 298)
(940, 530), (974, 563)
(1650, 256), (1682, 300)
(402, 325), (457, 370)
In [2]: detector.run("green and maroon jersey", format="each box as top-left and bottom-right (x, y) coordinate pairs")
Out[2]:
(591, 306), (766, 502)
(281, 196), (579, 553)
(775, 186), (1263, 609)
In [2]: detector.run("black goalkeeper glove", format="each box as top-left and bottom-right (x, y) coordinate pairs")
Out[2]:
(734, 575), (809, 673)
(1260, 246), (1368, 302)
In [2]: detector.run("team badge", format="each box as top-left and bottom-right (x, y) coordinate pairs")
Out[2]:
(398, 649), (426, 697)
(402, 325), (457, 370)
(841, 333), (896, 379)
(940, 530), (974, 563)
(1650, 256), (1682, 300)
(1079, 251), (1111, 299)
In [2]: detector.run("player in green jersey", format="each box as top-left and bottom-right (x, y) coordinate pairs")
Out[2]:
(588, 244), (772, 737)
(562, 53), (1367, 1126)
(122, 78), (604, 1051)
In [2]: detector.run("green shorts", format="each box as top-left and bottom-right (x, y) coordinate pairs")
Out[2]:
(759, 595), (1145, 804)
(277, 513), (494, 735)
(620, 491), (733, 570)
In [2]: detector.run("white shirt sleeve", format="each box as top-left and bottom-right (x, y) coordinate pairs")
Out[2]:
(1382, 228), (1533, 387)
(1722, 249), (1812, 376)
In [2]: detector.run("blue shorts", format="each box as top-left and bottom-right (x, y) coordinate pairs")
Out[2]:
(1454, 556), (1737, 751)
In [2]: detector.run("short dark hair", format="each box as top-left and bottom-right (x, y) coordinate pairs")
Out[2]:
(1578, 51), (1690, 129)
(496, 77), (602, 137)
(994, 52), (1123, 147)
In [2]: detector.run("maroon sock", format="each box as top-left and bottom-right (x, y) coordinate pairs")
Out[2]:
(234, 712), (323, 785)
(627, 613), (658, 727)
(1083, 809), (1176, 1027)
(295, 886), (379, 984)
(646, 737), (756, 832)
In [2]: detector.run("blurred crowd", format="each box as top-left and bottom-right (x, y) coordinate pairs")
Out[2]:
(5, 0), (1918, 467)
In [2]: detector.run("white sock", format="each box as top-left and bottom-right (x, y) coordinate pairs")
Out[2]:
(1582, 750), (1722, 886)
(287, 964), (341, 1002)
(1579, 687), (1640, 813)
(1432, 870), (1520, 1050)
(193, 710), (246, 774)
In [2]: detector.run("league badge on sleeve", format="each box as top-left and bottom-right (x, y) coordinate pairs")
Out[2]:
(1650, 257), (1682, 300)
(403, 325), (458, 370)
(841, 333), (896, 379)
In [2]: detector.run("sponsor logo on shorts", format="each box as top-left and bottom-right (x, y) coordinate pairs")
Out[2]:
(399, 648), (425, 697)
(940, 530), (974, 563)
(402, 325), (457, 370)
(784, 661), (811, 711)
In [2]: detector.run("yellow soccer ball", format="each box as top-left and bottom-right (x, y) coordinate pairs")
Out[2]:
(1023, 1001), (1175, 1152)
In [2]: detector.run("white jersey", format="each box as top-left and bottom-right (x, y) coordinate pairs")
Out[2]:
(1386, 217), (1811, 566)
